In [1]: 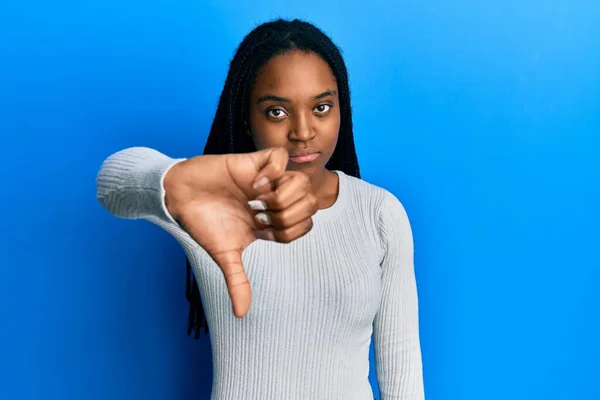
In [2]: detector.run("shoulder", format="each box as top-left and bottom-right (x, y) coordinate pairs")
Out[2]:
(339, 171), (412, 248)
(340, 171), (409, 222)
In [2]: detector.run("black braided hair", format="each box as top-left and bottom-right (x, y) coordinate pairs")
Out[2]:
(186, 18), (361, 339)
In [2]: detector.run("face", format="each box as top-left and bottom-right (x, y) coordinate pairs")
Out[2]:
(248, 50), (340, 177)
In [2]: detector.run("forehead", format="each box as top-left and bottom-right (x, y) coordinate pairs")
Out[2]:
(252, 51), (337, 96)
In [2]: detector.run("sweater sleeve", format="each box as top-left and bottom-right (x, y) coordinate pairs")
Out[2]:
(373, 191), (425, 400)
(95, 147), (195, 246)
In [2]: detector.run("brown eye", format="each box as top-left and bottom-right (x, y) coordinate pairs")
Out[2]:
(314, 104), (332, 114)
(266, 108), (288, 119)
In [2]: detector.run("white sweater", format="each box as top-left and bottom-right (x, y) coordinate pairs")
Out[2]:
(96, 147), (425, 400)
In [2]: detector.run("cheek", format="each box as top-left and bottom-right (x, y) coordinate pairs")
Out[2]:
(249, 122), (289, 150)
(251, 133), (271, 151)
(323, 112), (341, 151)
(248, 109), (270, 149)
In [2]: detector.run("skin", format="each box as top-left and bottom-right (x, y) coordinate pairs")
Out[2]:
(248, 50), (341, 211)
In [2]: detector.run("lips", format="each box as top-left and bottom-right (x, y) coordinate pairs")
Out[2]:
(289, 148), (321, 163)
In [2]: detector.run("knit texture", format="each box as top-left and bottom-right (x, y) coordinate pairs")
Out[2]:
(96, 147), (425, 400)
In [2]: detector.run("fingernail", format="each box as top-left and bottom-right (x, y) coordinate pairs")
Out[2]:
(247, 200), (268, 211)
(253, 177), (270, 190)
(254, 212), (271, 226)
(255, 230), (275, 241)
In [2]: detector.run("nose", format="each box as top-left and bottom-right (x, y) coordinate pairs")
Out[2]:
(288, 112), (316, 142)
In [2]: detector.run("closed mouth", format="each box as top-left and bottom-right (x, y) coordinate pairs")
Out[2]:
(289, 149), (321, 163)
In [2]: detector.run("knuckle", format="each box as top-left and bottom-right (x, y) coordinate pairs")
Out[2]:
(269, 212), (284, 228)
(274, 147), (288, 158)
(273, 162), (285, 175)
(299, 172), (310, 186)
(228, 278), (250, 290)
(308, 195), (319, 212)
(283, 171), (297, 182)
(274, 210), (288, 226)
(224, 268), (244, 279)
(270, 196), (283, 210)
(305, 217), (314, 231)
(278, 231), (293, 243)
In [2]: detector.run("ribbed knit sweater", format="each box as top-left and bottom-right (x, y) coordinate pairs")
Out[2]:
(96, 147), (425, 400)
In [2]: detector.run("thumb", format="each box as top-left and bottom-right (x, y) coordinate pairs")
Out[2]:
(211, 249), (252, 318)
(247, 147), (289, 190)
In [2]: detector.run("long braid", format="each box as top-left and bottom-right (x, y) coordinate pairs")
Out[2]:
(184, 18), (361, 338)
(183, 30), (281, 338)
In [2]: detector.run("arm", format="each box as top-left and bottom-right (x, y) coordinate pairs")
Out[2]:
(95, 146), (192, 242)
(373, 191), (425, 399)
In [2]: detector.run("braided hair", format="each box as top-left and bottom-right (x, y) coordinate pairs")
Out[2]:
(185, 18), (361, 338)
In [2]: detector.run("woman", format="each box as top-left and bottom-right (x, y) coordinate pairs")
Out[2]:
(97, 18), (424, 400)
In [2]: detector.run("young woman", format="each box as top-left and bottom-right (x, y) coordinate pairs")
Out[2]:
(97, 18), (424, 400)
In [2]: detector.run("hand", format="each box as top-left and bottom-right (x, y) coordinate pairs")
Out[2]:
(164, 147), (318, 318)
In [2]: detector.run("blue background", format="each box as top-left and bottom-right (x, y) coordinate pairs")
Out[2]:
(1, 1), (599, 399)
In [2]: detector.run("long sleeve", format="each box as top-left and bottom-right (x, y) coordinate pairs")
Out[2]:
(373, 191), (425, 399)
(95, 146), (192, 243)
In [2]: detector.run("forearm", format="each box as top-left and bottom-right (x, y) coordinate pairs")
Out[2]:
(96, 146), (185, 223)
(373, 279), (424, 399)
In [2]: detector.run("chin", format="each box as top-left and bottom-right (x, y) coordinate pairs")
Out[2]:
(287, 162), (320, 175)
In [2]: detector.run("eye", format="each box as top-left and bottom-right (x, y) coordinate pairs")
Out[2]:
(266, 108), (288, 119)
(314, 103), (333, 115)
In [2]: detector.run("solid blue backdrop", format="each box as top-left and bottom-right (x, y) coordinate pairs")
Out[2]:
(1, 1), (598, 399)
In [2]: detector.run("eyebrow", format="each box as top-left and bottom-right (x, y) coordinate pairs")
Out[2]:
(256, 90), (337, 104)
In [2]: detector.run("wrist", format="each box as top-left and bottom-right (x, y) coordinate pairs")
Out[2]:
(163, 160), (186, 221)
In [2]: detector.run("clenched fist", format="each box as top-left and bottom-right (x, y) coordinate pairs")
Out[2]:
(163, 147), (318, 318)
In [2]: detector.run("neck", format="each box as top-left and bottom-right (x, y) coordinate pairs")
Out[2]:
(310, 168), (339, 210)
